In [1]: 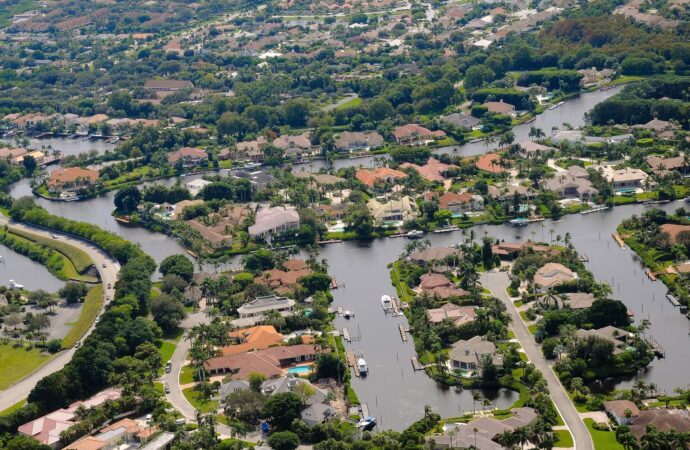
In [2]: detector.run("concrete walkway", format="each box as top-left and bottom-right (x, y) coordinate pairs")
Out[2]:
(481, 271), (593, 450)
(0, 215), (120, 411)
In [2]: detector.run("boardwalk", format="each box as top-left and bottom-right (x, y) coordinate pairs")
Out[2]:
(481, 271), (593, 450)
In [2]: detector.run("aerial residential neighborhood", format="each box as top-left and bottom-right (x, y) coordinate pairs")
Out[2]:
(2, 0), (690, 448)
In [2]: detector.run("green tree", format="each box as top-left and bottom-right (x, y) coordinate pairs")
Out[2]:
(150, 294), (186, 333)
(114, 186), (142, 214)
(6, 435), (52, 450)
(249, 372), (266, 392)
(261, 392), (303, 430)
(22, 155), (37, 174)
(268, 431), (300, 450)
(159, 254), (194, 282)
(59, 282), (89, 304)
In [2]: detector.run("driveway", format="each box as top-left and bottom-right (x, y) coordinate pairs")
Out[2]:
(481, 271), (593, 450)
(0, 215), (120, 411)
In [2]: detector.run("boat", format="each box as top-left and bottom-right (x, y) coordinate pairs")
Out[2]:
(344, 310), (351, 319)
(684, 197), (690, 204)
(509, 217), (530, 227)
(356, 416), (377, 431)
(9, 280), (23, 289)
(469, 138), (484, 143)
(381, 295), (393, 311)
(357, 358), (368, 375)
(405, 230), (424, 239)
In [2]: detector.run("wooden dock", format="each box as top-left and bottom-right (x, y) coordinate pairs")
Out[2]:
(337, 306), (343, 315)
(343, 327), (351, 343)
(411, 357), (424, 371)
(391, 297), (401, 315)
(346, 351), (359, 377)
(361, 403), (369, 417)
(646, 269), (657, 281)
(612, 233), (626, 249)
(398, 323), (408, 342)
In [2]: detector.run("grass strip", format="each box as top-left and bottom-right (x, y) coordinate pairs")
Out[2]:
(61, 285), (103, 348)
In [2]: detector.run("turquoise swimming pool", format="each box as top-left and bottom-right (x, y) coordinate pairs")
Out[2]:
(287, 365), (312, 375)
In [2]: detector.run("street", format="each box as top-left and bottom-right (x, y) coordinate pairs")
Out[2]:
(481, 270), (593, 450)
(0, 215), (120, 411)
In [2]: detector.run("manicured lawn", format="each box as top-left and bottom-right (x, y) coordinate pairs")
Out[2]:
(180, 365), (196, 384)
(0, 343), (56, 390)
(585, 418), (624, 450)
(335, 96), (361, 110)
(528, 324), (537, 335)
(554, 430), (573, 448)
(182, 387), (219, 413)
(62, 285), (103, 348)
(158, 341), (176, 364)
(0, 399), (26, 416)
(10, 228), (94, 273)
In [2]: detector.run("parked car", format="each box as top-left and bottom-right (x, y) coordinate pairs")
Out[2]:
(52, 234), (59, 239)
(164, 383), (170, 393)
(107, 283), (112, 289)
(102, 263), (106, 268)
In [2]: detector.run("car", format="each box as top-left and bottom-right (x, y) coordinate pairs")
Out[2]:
(146, 414), (153, 423)
(95, 317), (100, 324)
(74, 341), (81, 348)
(107, 283), (112, 289)
(102, 263), (106, 268)
(164, 383), (170, 394)
(52, 234), (59, 239)
(165, 365), (171, 373)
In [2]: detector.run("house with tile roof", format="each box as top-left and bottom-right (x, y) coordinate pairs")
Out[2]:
(248, 206), (300, 239)
(222, 326), (284, 355)
(355, 167), (407, 187)
(534, 262), (576, 291)
(427, 303), (476, 326)
(47, 167), (100, 194)
(475, 153), (504, 174)
(334, 131), (384, 152)
(392, 124), (446, 145)
(366, 196), (417, 226)
(167, 147), (208, 167)
(400, 158), (458, 182)
(449, 336), (503, 376)
(204, 344), (325, 378)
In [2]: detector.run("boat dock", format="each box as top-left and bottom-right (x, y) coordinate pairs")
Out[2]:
(646, 269), (657, 282)
(612, 233), (626, 249)
(581, 205), (610, 215)
(411, 357), (424, 371)
(398, 323), (408, 342)
(645, 335), (666, 358)
(360, 403), (369, 417)
(343, 327), (351, 343)
(666, 294), (680, 307)
(346, 351), (359, 377)
(391, 297), (401, 315)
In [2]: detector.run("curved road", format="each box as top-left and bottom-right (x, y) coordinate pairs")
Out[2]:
(0, 215), (120, 411)
(481, 271), (593, 450)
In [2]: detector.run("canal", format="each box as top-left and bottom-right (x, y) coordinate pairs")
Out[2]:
(6, 85), (690, 429)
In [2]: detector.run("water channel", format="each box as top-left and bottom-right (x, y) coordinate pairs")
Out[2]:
(6, 85), (690, 429)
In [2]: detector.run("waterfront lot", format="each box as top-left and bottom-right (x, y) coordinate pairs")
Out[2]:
(0, 343), (55, 390)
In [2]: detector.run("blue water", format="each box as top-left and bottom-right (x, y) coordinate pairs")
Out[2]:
(287, 365), (312, 374)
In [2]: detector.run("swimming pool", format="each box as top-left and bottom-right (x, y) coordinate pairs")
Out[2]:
(287, 365), (312, 375)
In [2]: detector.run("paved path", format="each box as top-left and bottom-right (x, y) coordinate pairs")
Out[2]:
(0, 215), (120, 411)
(321, 93), (358, 112)
(481, 271), (593, 450)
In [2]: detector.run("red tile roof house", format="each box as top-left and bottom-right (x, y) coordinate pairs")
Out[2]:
(429, 191), (484, 215)
(416, 273), (470, 299)
(334, 131), (384, 152)
(427, 303), (476, 326)
(47, 167), (100, 194)
(204, 344), (326, 379)
(392, 124), (446, 145)
(400, 158), (458, 182)
(167, 147), (208, 167)
(355, 167), (408, 187)
(475, 153), (505, 174)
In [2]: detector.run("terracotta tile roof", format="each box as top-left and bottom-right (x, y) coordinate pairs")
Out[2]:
(223, 326), (284, 355)
(47, 167), (100, 187)
(399, 158), (457, 181)
(355, 167), (407, 187)
(438, 191), (473, 209)
(660, 223), (690, 243)
(475, 153), (504, 173)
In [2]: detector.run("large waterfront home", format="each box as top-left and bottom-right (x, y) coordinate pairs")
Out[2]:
(47, 167), (100, 194)
(534, 262), (576, 292)
(232, 295), (296, 328)
(248, 205), (300, 239)
(204, 344), (324, 378)
(448, 336), (503, 376)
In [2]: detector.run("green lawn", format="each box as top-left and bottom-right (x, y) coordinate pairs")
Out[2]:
(554, 430), (573, 447)
(528, 324), (537, 335)
(10, 228), (94, 273)
(585, 419), (624, 450)
(0, 399), (26, 416)
(62, 285), (104, 348)
(182, 387), (219, 413)
(335, 96), (361, 110)
(158, 341), (176, 364)
(180, 365), (195, 384)
(0, 343), (56, 390)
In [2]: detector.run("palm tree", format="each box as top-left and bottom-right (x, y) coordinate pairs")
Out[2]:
(264, 310), (286, 332)
(529, 126), (545, 140)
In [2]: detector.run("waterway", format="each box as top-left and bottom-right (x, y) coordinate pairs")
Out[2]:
(28, 136), (117, 158)
(7, 85), (690, 429)
(0, 247), (65, 292)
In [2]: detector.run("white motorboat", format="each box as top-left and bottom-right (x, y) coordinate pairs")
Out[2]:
(356, 416), (377, 431)
(357, 358), (368, 375)
(344, 310), (352, 319)
(405, 230), (424, 239)
(9, 280), (23, 289)
(509, 217), (529, 227)
(381, 295), (393, 311)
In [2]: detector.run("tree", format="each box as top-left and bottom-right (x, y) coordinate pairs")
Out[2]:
(261, 392), (303, 430)
(248, 372), (266, 392)
(29, 289), (57, 311)
(151, 294), (186, 333)
(464, 65), (495, 89)
(299, 273), (332, 295)
(22, 155), (37, 174)
(434, 210), (453, 226)
(268, 431), (300, 450)
(114, 186), (142, 214)
(59, 282), (89, 304)
(316, 352), (346, 381)
(588, 299), (629, 328)
(5, 435), (51, 450)
(282, 99), (310, 127)
(159, 254), (194, 282)
(161, 274), (188, 294)
(224, 389), (265, 424)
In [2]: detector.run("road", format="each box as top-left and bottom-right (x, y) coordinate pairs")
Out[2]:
(481, 271), (593, 450)
(0, 215), (120, 411)
(321, 93), (358, 112)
